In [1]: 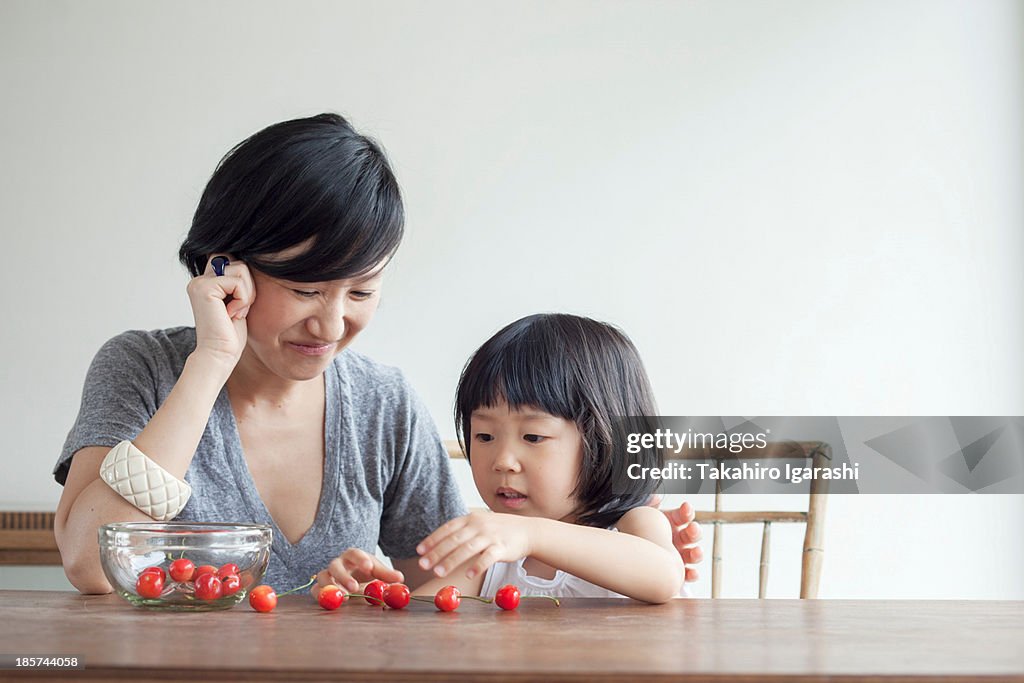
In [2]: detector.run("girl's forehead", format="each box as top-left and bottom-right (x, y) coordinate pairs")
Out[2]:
(471, 403), (560, 422)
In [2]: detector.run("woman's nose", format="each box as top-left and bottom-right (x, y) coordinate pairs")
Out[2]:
(307, 301), (346, 341)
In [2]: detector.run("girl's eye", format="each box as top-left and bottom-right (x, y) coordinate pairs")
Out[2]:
(474, 433), (494, 443)
(292, 289), (319, 298)
(523, 434), (546, 444)
(350, 291), (374, 301)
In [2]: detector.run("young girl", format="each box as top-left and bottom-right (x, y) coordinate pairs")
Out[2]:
(414, 313), (684, 603)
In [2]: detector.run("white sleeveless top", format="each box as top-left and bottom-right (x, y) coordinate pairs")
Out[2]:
(480, 557), (627, 599)
(480, 557), (692, 599)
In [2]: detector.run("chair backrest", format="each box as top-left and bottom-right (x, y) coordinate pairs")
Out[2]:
(445, 439), (830, 599)
(0, 511), (60, 565)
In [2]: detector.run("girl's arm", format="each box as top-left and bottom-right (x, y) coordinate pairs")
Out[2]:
(416, 507), (684, 603)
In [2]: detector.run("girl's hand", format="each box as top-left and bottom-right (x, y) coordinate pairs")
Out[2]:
(312, 548), (404, 597)
(186, 254), (254, 368)
(416, 510), (533, 580)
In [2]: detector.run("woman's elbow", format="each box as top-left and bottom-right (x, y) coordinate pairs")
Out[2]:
(62, 558), (113, 595)
(56, 533), (112, 594)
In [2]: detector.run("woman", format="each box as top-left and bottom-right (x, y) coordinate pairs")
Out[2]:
(53, 113), (702, 593)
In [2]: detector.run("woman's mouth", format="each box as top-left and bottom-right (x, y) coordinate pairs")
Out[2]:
(287, 341), (335, 356)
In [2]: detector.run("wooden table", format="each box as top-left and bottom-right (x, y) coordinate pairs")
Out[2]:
(0, 591), (1021, 682)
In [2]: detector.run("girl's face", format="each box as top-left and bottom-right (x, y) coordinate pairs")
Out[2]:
(241, 262), (386, 382)
(469, 400), (584, 523)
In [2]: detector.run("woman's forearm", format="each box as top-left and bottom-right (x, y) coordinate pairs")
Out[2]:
(57, 351), (232, 592)
(132, 351), (233, 478)
(527, 517), (685, 603)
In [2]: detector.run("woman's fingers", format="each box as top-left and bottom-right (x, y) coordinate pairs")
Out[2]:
(664, 500), (695, 528)
(327, 555), (362, 593)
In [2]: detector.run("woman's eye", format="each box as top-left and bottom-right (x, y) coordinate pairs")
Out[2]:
(292, 289), (318, 298)
(524, 434), (546, 444)
(474, 433), (494, 443)
(350, 291), (374, 301)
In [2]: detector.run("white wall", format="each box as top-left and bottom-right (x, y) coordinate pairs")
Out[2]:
(1, 0), (1021, 598)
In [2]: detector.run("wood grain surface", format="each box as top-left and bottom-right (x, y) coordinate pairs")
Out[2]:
(0, 591), (1021, 682)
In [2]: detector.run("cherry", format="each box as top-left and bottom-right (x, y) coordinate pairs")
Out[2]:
(494, 584), (521, 611)
(383, 583), (410, 609)
(248, 576), (315, 613)
(317, 585), (347, 611)
(217, 563), (241, 578)
(249, 585), (277, 613)
(135, 571), (164, 599)
(168, 558), (195, 583)
(363, 579), (387, 606)
(194, 572), (223, 601)
(221, 573), (242, 597)
(140, 566), (166, 582)
(434, 585), (461, 612)
(193, 565), (218, 580)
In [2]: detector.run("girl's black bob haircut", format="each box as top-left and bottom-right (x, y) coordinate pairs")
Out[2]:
(179, 112), (403, 282)
(455, 313), (663, 529)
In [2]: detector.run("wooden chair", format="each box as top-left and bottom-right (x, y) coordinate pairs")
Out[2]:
(681, 441), (830, 599)
(445, 439), (830, 599)
(0, 511), (60, 565)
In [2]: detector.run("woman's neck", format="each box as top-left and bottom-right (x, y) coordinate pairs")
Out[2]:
(226, 347), (322, 411)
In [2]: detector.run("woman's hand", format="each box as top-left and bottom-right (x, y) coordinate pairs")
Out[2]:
(187, 254), (254, 367)
(416, 510), (533, 580)
(312, 548), (405, 597)
(658, 499), (703, 583)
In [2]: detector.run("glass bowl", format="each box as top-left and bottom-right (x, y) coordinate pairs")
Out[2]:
(99, 522), (272, 611)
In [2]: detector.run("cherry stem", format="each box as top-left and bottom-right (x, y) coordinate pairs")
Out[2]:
(523, 594), (561, 606)
(276, 575), (317, 598)
(461, 595), (492, 603)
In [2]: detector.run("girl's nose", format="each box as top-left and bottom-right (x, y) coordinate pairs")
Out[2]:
(492, 447), (522, 473)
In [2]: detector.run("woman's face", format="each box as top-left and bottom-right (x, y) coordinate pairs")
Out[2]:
(241, 261), (386, 382)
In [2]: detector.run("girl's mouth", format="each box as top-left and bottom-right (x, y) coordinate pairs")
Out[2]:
(496, 488), (527, 510)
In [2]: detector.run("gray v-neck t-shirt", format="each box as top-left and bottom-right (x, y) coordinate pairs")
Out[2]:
(55, 327), (467, 589)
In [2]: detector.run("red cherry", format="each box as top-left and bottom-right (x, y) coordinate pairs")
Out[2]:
(168, 558), (195, 583)
(494, 584), (521, 610)
(434, 585), (461, 612)
(135, 571), (164, 599)
(221, 573), (242, 597)
(317, 585), (347, 610)
(217, 563), (240, 578)
(363, 579), (387, 606)
(249, 585), (277, 612)
(193, 565), (218, 581)
(140, 566), (166, 582)
(194, 572), (223, 601)
(383, 583), (410, 609)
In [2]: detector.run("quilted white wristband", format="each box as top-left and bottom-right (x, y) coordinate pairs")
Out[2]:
(99, 440), (192, 522)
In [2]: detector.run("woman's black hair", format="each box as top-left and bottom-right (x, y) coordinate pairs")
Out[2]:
(178, 112), (403, 282)
(455, 314), (662, 528)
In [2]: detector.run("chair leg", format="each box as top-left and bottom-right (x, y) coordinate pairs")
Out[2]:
(800, 448), (830, 598)
(758, 521), (771, 599)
